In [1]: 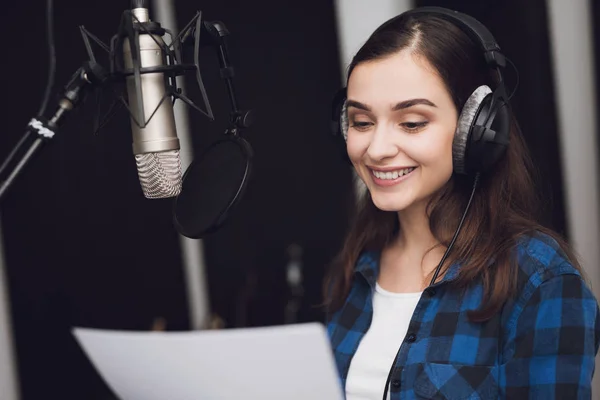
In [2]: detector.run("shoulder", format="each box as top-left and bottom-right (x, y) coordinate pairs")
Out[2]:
(513, 230), (579, 280)
(504, 230), (598, 331)
(499, 232), (600, 393)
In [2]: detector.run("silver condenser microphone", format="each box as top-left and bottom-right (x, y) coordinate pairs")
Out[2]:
(123, 0), (182, 199)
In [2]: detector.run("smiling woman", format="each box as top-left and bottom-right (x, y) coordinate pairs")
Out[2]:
(346, 50), (456, 214)
(324, 6), (600, 400)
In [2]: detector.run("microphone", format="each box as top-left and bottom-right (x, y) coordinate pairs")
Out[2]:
(81, 0), (254, 237)
(123, 0), (181, 199)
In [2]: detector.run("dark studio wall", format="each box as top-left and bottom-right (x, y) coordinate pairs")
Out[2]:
(1, 1), (191, 399)
(416, 0), (567, 236)
(0, 0), (349, 399)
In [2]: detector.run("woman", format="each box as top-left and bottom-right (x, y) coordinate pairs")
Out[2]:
(324, 6), (600, 400)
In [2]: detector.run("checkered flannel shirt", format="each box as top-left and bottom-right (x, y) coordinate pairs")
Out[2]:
(327, 232), (600, 399)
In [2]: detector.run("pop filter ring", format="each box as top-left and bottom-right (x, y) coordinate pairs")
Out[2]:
(172, 134), (253, 239)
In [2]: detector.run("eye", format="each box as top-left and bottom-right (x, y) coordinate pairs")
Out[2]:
(401, 121), (428, 132)
(350, 121), (373, 132)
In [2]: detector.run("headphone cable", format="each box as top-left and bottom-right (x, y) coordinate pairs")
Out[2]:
(429, 172), (480, 285)
(381, 172), (480, 400)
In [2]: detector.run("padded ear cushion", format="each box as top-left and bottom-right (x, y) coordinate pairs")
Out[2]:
(340, 100), (350, 140)
(330, 88), (348, 139)
(329, 91), (352, 165)
(453, 85), (492, 174)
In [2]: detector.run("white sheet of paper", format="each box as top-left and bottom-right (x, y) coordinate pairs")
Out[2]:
(72, 322), (343, 400)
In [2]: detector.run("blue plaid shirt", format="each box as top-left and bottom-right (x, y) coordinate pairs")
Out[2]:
(327, 233), (600, 399)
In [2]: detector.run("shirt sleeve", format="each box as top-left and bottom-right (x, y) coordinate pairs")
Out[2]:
(501, 273), (600, 399)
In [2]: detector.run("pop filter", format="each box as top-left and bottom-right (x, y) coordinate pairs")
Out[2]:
(173, 135), (252, 239)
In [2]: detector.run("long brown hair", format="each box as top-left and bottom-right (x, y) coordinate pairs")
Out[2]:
(323, 12), (582, 321)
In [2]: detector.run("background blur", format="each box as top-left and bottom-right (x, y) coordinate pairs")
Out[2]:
(1, 0), (599, 399)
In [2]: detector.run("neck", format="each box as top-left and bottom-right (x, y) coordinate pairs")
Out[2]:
(395, 203), (439, 254)
(377, 202), (445, 292)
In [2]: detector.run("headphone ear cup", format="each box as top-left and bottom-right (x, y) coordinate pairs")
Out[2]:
(470, 93), (510, 173)
(453, 85), (492, 175)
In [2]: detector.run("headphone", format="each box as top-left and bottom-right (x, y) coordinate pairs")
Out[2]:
(330, 7), (511, 176)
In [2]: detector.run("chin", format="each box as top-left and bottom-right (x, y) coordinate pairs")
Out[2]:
(370, 192), (415, 212)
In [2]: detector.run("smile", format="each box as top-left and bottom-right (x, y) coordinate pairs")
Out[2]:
(370, 167), (417, 186)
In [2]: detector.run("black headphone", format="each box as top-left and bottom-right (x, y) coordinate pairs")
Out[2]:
(330, 7), (511, 176)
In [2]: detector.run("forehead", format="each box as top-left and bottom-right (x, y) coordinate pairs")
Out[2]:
(347, 50), (447, 106)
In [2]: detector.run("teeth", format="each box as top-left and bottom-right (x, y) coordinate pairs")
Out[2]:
(372, 167), (415, 180)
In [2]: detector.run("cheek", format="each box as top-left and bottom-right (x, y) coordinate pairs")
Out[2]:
(413, 128), (455, 167)
(345, 135), (368, 162)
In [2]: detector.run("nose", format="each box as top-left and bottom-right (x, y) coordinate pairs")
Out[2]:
(366, 124), (399, 161)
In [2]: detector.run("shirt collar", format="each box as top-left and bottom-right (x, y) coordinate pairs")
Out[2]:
(355, 251), (380, 288)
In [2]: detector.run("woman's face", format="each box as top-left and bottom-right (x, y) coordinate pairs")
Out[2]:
(346, 50), (458, 214)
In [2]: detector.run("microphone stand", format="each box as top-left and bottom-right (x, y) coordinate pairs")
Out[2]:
(201, 20), (253, 135)
(284, 243), (304, 325)
(0, 61), (107, 201)
(0, 18), (251, 203)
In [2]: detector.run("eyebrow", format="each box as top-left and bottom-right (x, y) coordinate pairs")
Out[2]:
(346, 98), (437, 111)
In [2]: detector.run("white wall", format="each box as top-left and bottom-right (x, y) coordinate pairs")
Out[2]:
(0, 220), (20, 400)
(333, 0), (414, 83)
(151, 0), (211, 330)
(545, 0), (600, 396)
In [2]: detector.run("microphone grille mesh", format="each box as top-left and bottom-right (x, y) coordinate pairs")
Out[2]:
(135, 150), (183, 199)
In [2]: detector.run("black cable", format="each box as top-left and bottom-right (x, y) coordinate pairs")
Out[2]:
(429, 172), (480, 286)
(0, 0), (55, 180)
(381, 172), (481, 400)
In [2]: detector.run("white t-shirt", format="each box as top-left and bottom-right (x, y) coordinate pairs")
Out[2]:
(345, 283), (422, 400)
